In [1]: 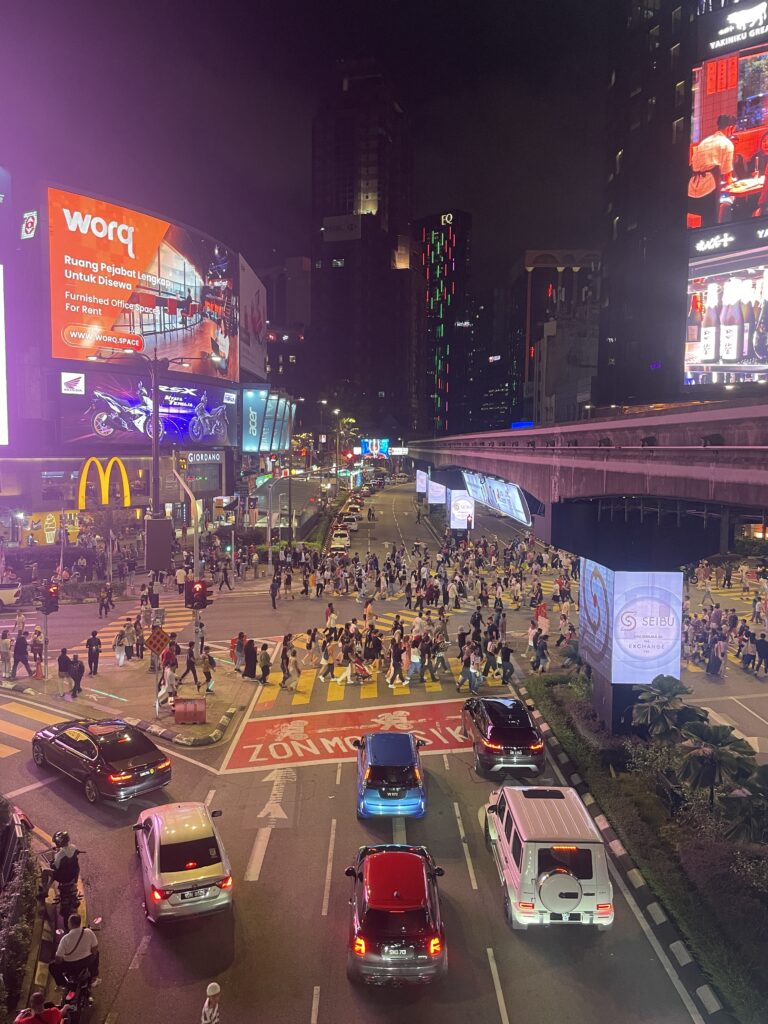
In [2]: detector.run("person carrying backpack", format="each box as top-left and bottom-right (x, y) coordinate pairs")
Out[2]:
(201, 647), (216, 693)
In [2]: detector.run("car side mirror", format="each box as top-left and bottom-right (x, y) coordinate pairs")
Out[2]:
(352, 739), (362, 749)
(132, 822), (147, 832)
(434, 867), (445, 877)
(486, 804), (497, 816)
(416, 739), (427, 748)
(211, 810), (223, 818)
(344, 866), (357, 878)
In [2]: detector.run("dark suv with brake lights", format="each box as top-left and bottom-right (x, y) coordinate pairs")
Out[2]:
(461, 697), (545, 776)
(344, 845), (447, 984)
(32, 719), (172, 804)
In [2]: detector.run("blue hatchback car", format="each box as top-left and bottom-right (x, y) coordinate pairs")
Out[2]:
(354, 732), (427, 819)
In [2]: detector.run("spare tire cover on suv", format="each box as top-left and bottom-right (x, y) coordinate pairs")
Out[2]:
(537, 868), (583, 914)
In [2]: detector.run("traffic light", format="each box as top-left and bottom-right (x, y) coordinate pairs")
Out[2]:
(192, 580), (213, 610)
(42, 581), (59, 614)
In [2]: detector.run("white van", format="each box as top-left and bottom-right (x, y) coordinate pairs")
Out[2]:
(484, 785), (614, 931)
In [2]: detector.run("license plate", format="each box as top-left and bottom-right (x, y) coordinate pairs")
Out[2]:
(383, 789), (404, 799)
(180, 887), (208, 900)
(384, 947), (408, 957)
(139, 768), (153, 777)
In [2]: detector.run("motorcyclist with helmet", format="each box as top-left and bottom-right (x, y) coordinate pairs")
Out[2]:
(40, 831), (80, 900)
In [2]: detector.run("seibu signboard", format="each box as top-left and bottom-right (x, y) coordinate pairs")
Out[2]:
(224, 700), (470, 772)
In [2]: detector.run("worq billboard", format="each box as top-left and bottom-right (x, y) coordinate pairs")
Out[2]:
(427, 479), (446, 504)
(580, 559), (682, 685)
(48, 188), (239, 382)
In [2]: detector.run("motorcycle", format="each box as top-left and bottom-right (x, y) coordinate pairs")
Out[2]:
(86, 390), (164, 441)
(189, 404), (229, 443)
(59, 963), (93, 1023)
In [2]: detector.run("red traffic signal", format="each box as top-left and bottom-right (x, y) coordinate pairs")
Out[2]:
(192, 580), (213, 610)
(42, 580), (59, 613)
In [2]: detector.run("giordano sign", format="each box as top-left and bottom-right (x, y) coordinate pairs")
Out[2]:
(77, 457), (132, 510)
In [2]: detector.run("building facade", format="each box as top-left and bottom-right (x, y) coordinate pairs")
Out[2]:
(413, 210), (472, 436)
(310, 61), (415, 433)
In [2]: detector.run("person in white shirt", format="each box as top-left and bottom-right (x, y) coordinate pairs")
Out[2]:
(201, 982), (221, 1024)
(49, 914), (99, 989)
(688, 114), (736, 227)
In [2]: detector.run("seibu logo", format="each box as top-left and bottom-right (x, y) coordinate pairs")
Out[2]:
(62, 207), (136, 259)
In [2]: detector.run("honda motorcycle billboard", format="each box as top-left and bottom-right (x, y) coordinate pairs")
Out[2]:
(47, 188), (240, 382)
(59, 369), (238, 448)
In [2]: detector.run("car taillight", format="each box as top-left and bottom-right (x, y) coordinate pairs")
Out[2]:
(413, 767), (422, 784)
(529, 740), (544, 752)
(552, 845), (577, 851)
(428, 936), (442, 957)
(353, 935), (366, 957)
(596, 903), (613, 918)
(155, 758), (171, 771)
(108, 771), (133, 784)
(517, 901), (536, 915)
(480, 736), (503, 751)
(151, 886), (172, 903)
(216, 875), (233, 890)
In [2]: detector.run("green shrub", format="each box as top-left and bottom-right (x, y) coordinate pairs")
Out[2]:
(523, 673), (767, 1024)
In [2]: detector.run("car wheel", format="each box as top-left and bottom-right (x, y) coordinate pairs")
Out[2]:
(84, 778), (100, 804)
(32, 742), (47, 768)
(473, 749), (486, 777)
(142, 901), (157, 925)
(346, 959), (361, 985)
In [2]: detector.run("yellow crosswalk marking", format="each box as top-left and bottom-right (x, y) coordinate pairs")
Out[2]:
(256, 677), (279, 703)
(0, 701), (65, 726)
(360, 673), (378, 699)
(0, 718), (36, 742)
(326, 676), (346, 702)
(291, 669), (316, 706)
(0, 741), (20, 758)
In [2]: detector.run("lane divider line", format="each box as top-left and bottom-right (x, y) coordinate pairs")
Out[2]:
(453, 801), (478, 891)
(486, 947), (510, 1024)
(321, 819), (337, 917)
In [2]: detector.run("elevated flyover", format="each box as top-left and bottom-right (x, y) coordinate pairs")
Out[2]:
(408, 401), (768, 569)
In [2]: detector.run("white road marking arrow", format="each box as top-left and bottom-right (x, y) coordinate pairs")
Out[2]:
(256, 766), (296, 821)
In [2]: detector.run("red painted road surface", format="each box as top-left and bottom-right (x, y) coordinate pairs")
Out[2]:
(223, 699), (470, 772)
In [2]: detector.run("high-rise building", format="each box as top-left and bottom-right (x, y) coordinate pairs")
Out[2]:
(413, 210), (471, 435)
(510, 250), (600, 421)
(311, 60), (414, 432)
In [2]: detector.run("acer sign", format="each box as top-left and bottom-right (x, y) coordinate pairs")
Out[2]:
(47, 188), (240, 382)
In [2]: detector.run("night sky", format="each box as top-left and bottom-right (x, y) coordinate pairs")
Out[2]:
(2, 0), (616, 287)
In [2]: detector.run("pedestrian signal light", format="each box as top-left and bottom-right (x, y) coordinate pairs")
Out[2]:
(42, 581), (59, 614)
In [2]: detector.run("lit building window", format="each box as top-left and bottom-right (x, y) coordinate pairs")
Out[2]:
(331, 258), (345, 268)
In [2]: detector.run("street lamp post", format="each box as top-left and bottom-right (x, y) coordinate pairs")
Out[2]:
(333, 408), (340, 498)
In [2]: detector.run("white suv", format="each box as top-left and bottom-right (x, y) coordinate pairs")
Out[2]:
(484, 785), (614, 931)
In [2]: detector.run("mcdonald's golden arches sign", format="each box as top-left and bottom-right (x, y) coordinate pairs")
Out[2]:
(77, 457), (132, 510)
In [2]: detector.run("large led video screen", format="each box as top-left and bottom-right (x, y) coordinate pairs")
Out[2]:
(427, 479), (446, 504)
(238, 256), (267, 381)
(447, 489), (475, 530)
(0, 265), (8, 446)
(415, 470), (427, 493)
(579, 559), (683, 685)
(361, 438), (389, 458)
(462, 470), (531, 526)
(60, 370), (238, 448)
(48, 188), (239, 382)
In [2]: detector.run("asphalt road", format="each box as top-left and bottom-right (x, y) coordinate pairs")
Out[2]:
(1, 485), (703, 1024)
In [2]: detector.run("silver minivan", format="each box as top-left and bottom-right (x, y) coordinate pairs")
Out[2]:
(484, 785), (614, 931)
(134, 802), (233, 923)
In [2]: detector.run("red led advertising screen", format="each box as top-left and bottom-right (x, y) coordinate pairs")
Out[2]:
(48, 188), (239, 382)
(685, 6), (768, 385)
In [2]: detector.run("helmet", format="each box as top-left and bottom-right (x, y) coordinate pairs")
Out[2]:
(53, 830), (70, 848)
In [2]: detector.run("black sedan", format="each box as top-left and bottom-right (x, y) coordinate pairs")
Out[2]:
(461, 697), (545, 776)
(31, 719), (172, 804)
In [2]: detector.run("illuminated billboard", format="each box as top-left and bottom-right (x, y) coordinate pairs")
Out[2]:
(48, 188), (239, 382)
(684, 15), (768, 385)
(60, 370), (238, 448)
(242, 389), (294, 452)
(427, 480), (446, 504)
(238, 256), (267, 381)
(448, 489), (475, 530)
(462, 470), (531, 526)
(0, 265), (8, 445)
(579, 559), (683, 685)
(361, 438), (389, 458)
(415, 470), (428, 493)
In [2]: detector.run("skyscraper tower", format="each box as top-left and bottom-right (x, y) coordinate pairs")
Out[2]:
(413, 210), (471, 435)
(311, 60), (414, 430)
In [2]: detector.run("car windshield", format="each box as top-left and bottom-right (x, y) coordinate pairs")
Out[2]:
(363, 908), (429, 938)
(485, 702), (529, 728)
(159, 837), (221, 873)
(538, 846), (593, 880)
(367, 765), (420, 787)
(95, 729), (159, 762)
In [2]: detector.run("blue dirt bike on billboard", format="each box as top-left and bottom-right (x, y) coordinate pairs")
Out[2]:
(86, 386), (165, 441)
